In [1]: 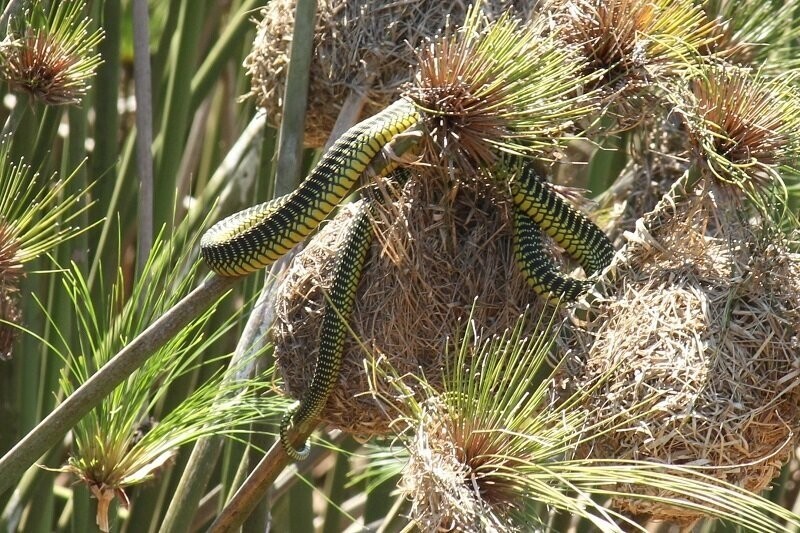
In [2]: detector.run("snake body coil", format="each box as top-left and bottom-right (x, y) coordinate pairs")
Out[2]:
(279, 199), (375, 460)
(510, 163), (614, 302)
(200, 98), (420, 276)
(279, 169), (412, 460)
(200, 97), (614, 459)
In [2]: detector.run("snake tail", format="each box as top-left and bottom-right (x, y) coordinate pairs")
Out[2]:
(279, 170), (412, 460)
(200, 98), (420, 277)
(280, 199), (375, 460)
(510, 163), (614, 301)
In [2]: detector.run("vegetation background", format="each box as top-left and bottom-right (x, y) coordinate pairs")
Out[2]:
(0, 0), (798, 532)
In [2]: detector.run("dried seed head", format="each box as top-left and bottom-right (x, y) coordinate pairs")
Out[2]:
(556, 0), (716, 126)
(404, 9), (594, 177)
(0, 3), (102, 105)
(675, 67), (800, 192)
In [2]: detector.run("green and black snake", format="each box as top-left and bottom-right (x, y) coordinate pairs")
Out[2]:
(200, 99), (614, 459)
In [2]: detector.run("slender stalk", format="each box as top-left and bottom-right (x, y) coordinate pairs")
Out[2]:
(273, 0), (317, 196)
(320, 445), (351, 533)
(207, 425), (316, 533)
(0, 274), (237, 497)
(69, 484), (90, 533)
(154, 0), (205, 230)
(133, 0), (155, 274)
(86, 132), (135, 290)
(190, 0), (262, 111)
(91, 0), (121, 227)
(0, 0), (23, 38)
(0, 448), (60, 531)
(30, 106), (62, 173)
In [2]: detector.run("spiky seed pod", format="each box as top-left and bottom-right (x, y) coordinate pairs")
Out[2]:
(244, 0), (538, 148)
(58, 241), (280, 532)
(560, 191), (800, 526)
(0, 221), (21, 359)
(0, 215), (28, 359)
(0, 1), (103, 105)
(554, 0), (716, 127)
(377, 296), (797, 531)
(673, 67), (800, 196)
(404, 8), (595, 178)
(0, 149), (91, 360)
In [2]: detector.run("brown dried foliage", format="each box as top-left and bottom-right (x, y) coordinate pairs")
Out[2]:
(560, 190), (800, 525)
(244, 0), (534, 147)
(272, 172), (550, 437)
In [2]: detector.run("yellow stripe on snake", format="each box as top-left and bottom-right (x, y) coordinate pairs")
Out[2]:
(200, 98), (420, 276)
(200, 99), (614, 460)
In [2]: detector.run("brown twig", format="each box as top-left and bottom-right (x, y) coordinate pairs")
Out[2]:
(207, 418), (319, 533)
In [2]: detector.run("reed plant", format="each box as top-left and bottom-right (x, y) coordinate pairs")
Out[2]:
(0, 1), (799, 532)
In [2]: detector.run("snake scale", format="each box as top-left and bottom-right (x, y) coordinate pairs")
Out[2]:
(200, 99), (614, 459)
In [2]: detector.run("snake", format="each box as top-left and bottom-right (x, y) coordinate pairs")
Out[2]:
(510, 162), (615, 302)
(279, 169), (412, 460)
(199, 99), (614, 459)
(200, 98), (421, 276)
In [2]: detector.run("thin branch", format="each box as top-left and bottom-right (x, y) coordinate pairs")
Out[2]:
(207, 420), (317, 533)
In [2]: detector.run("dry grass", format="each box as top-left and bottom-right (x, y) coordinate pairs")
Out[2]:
(559, 188), (800, 525)
(244, 0), (536, 147)
(271, 170), (553, 437)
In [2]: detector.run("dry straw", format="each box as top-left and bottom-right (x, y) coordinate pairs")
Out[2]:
(271, 6), (600, 437)
(272, 173), (550, 437)
(244, 0), (536, 147)
(560, 188), (800, 525)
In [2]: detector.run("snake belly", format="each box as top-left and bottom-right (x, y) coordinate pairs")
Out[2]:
(280, 169), (413, 460)
(510, 162), (614, 302)
(200, 98), (420, 277)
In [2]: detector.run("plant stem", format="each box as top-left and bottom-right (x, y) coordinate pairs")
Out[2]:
(0, 274), (237, 497)
(189, 0), (262, 111)
(0, 0), (23, 38)
(207, 420), (318, 533)
(133, 0), (155, 275)
(273, 0), (317, 196)
(154, 0), (205, 231)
